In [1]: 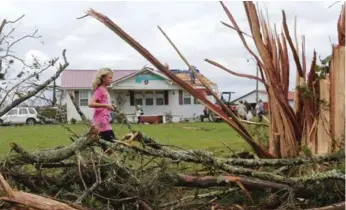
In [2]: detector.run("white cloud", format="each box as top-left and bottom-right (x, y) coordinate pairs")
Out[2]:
(77, 52), (129, 62)
(57, 35), (86, 49)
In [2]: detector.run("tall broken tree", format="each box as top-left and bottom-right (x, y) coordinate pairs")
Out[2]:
(205, 2), (345, 157)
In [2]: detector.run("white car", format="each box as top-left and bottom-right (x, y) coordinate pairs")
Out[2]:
(0, 107), (41, 126)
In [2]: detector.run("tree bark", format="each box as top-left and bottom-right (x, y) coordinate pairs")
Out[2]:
(0, 173), (88, 210)
(2, 127), (98, 166)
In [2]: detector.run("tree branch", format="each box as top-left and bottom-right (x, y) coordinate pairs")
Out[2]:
(219, 1), (264, 69)
(2, 126), (98, 166)
(205, 58), (266, 84)
(282, 11), (303, 77)
(100, 140), (345, 186)
(159, 187), (238, 208)
(0, 49), (68, 117)
(304, 202), (345, 210)
(221, 21), (253, 38)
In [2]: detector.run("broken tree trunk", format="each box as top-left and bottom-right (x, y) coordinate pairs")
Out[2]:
(330, 45), (345, 152)
(317, 76), (332, 154)
(217, 1), (301, 157)
(0, 173), (88, 210)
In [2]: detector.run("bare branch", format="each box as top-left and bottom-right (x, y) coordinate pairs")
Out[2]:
(0, 20), (6, 35)
(0, 50), (68, 117)
(205, 58), (266, 84)
(282, 11), (304, 77)
(219, 1), (264, 69)
(5, 14), (25, 24)
(76, 14), (89, 20)
(0, 57), (59, 108)
(2, 29), (42, 60)
(221, 21), (253, 38)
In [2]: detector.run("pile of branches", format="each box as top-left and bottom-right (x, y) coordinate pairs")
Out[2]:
(0, 124), (345, 209)
(0, 1), (345, 210)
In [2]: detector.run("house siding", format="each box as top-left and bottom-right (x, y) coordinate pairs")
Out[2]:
(232, 92), (268, 104)
(114, 90), (209, 121)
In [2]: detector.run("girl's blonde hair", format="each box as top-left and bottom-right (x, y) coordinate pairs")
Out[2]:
(92, 67), (113, 91)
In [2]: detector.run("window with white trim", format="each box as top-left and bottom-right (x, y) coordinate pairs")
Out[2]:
(79, 90), (89, 106)
(145, 91), (154, 106)
(183, 91), (191, 105)
(134, 92), (143, 106)
(155, 91), (164, 106)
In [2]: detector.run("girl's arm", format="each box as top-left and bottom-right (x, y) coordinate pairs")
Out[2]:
(88, 88), (114, 110)
(88, 96), (106, 108)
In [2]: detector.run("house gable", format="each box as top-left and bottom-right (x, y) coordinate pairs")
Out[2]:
(112, 69), (179, 90)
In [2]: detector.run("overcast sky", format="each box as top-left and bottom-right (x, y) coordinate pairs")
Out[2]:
(0, 1), (342, 99)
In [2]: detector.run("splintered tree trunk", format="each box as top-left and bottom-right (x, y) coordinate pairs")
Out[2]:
(268, 89), (298, 158)
(317, 76), (332, 154)
(330, 46), (345, 151)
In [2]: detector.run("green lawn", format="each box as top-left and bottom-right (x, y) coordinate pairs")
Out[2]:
(0, 122), (250, 157)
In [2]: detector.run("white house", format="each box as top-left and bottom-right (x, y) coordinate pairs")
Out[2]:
(231, 89), (295, 111)
(61, 67), (218, 123)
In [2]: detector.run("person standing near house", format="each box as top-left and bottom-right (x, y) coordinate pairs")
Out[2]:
(258, 99), (264, 122)
(244, 100), (250, 111)
(136, 105), (143, 124)
(88, 68), (117, 154)
(237, 100), (247, 120)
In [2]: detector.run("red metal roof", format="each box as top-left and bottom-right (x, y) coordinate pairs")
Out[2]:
(61, 69), (137, 88)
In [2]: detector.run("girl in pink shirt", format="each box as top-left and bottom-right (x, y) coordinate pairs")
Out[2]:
(88, 68), (116, 153)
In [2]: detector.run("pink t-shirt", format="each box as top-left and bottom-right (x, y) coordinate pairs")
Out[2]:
(92, 86), (112, 132)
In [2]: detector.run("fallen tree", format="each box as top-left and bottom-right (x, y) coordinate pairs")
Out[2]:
(0, 2), (345, 210)
(0, 129), (344, 209)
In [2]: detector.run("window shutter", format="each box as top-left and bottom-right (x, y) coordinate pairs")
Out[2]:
(179, 90), (183, 105)
(129, 91), (134, 106)
(164, 90), (169, 105)
(74, 91), (80, 107)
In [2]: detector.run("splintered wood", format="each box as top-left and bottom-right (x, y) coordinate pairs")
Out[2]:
(0, 173), (86, 210)
(330, 46), (345, 151)
(208, 2), (345, 157)
(317, 76), (331, 154)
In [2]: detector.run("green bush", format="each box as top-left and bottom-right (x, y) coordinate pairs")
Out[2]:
(37, 108), (57, 119)
(70, 118), (77, 124)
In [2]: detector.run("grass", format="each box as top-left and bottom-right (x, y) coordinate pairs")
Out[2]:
(0, 122), (251, 157)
